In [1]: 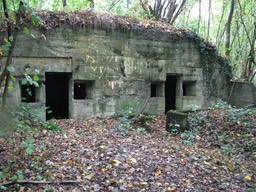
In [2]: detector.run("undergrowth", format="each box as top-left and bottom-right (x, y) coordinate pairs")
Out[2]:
(180, 102), (256, 155)
(0, 104), (62, 191)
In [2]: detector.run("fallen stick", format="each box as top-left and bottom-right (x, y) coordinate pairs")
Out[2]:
(0, 179), (82, 186)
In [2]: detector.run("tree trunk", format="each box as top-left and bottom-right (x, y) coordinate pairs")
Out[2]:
(236, 0), (256, 80)
(62, 0), (67, 7)
(207, 0), (211, 39)
(108, 0), (121, 11)
(89, 0), (94, 8)
(2, 74), (10, 109)
(139, 0), (149, 13)
(146, 0), (187, 23)
(225, 0), (235, 58)
(0, 0), (22, 108)
(126, 0), (131, 9)
(170, 0), (186, 25)
(198, 0), (201, 34)
(215, 1), (227, 47)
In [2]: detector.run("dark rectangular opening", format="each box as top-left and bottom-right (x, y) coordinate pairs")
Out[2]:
(45, 72), (71, 120)
(21, 85), (36, 103)
(183, 81), (196, 96)
(151, 83), (157, 97)
(74, 82), (86, 99)
(73, 80), (94, 100)
(151, 82), (164, 97)
(165, 75), (177, 112)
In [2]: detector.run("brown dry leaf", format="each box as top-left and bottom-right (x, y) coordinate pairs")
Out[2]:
(167, 186), (176, 191)
(112, 159), (121, 166)
(67, 159), (73, 166)
(155, 170), (162, 174)
(86, 173), (93, 180)
(127, 157), (137, 164)
(101, 168), (108, 173)
(127, 183), (133, 187)
(227, 164), (234, 171)
(204, 161), (211, 166)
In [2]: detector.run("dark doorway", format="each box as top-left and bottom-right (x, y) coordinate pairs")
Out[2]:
(165, 75), (177, 113)
(45, 72), (71, 120)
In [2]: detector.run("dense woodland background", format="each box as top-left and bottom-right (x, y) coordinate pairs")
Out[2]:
(0, 1), (256, 191)
(2, 0), (255, 81)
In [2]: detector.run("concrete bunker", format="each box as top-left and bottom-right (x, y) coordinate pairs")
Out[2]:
(3, 11), (231, 120)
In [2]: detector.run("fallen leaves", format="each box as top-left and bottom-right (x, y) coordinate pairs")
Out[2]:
(127, 157), (137, 164)
(0, 111), (255, 191)
(111, 159), (121, 166)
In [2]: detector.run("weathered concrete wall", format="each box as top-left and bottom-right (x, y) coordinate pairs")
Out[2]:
(229, 81), (256, 108)
(7, 25), (230, 119)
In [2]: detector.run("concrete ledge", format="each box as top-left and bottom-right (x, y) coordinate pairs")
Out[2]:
(166, 110), (189, 134)
(166, 108), (211, 134)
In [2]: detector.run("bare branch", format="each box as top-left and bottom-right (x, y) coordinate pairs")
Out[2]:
(108, 0), (121, 12)
(0, 179), (82, 186)
(139, 0), (149, 12)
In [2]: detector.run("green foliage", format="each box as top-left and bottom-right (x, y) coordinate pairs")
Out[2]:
(43, 120), (63, 131)
(180, 111), (208, 145)
(136, 127), (146, 133)
(0, 103), (63, 190)
(168, 123), (182, 135)
(116, 99), (140, 118)
(212, 100), (233, 109)
(184, 30), (232, 87)
(21, 68), (40, 87)
(180, 104), (256, 156)
(115, 100), (152, 136)
(20, 136), (36, 155)
(0, 0), (43, 55)
(175, 0), (256, 81)
(1, 41), (12, 55)
(115, 116), (133, 136)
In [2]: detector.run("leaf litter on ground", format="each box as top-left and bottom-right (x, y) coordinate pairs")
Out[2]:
(0, 108), (255, 191)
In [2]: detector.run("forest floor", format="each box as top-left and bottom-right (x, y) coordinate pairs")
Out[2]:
(0, 108), (256, 191)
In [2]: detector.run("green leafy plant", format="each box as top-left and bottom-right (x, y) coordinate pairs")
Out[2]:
(21, 68), (40, 87)
(180, 130), (197, 145)
(136, 127), (146, 133)
(168, 122), (180, 135)
(20, 136), (36, 155)
(43, 121), (63, 131)
(115, 116), (133, 136)
(116, 99), (141, 118)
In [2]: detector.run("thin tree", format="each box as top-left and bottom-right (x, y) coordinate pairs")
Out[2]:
(207, 0), (211, 39)
(236, 0), (256, 80)
(139, 0), (187, 25)
(62, 0), (67, 7)
(108, 0), (121, 11)
(225, 0), (235, 58)
(0, 0), (41, 108)
(198, 0), (201, 34)
(215, 1), (228, 47)
(0, 0), (23, 108)
(89, 0), (94, 8)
